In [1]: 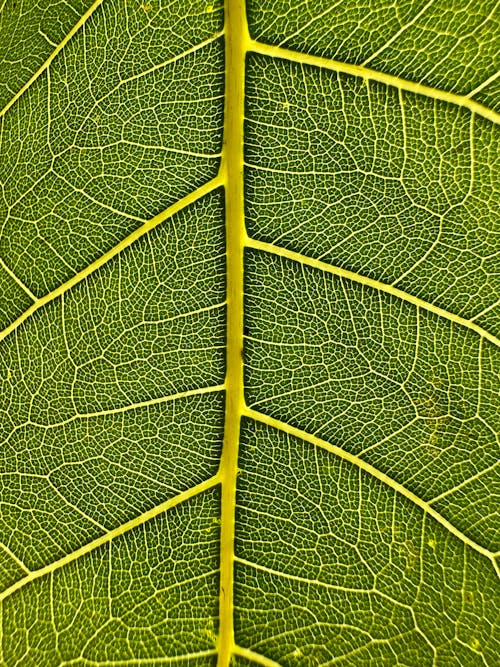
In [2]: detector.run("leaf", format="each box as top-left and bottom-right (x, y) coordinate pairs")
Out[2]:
(0, 0), (498, 665)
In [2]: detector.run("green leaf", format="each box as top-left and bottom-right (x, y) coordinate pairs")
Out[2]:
(0, 0), (498, 665)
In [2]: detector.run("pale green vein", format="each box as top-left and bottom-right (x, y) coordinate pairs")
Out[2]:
(110, 31), (223, 85)
(0, 0), (105, 119)
(361, 0), (435, 66)
(38, 29), (57, 49)
(471, 299), (500, 322)
(244, 406), (496, 566)
(71, 31), (224, 142)
(358, 417), (418, 457)
(467, 69), (500, 99)
(53, 170), (146, 223)
(46, 477), (107, 531)
(429, 461), (499, 505)
(0, 175), (223, 344)
(246, 237), (500, 348)
(249, 39), (500, 125)
(0, 475), (220, 603)
(326, 634), (423, 666)
(235, 557), (433, 651)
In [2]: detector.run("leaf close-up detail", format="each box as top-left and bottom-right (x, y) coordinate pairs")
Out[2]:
(0, 0), (499, 665)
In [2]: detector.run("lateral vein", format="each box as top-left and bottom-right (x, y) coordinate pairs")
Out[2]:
(249, 40), (500, 125)
(246, 237), (500, 348)
(0, 0), (105, 119)
(232, 646), (283, 667)
(0, 176), (222, 344)
(235, 556), (376, 593)
(25, 383), (226, 429)
(244, 407), (496, 565)
(0, 475), (220, 603)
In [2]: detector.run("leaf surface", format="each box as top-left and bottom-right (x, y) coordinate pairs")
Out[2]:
(0, 0), (498, 665)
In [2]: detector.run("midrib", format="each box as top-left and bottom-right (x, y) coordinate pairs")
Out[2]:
(217, 0), (248, 663)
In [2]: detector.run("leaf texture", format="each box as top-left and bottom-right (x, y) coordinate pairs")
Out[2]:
(0, 0), (498, 665)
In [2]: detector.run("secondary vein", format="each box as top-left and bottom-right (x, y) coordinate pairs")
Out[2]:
(246, 237), (500, 348)
(0, 176), (222, 344)
(249, 40), (500, 125)
(0, 476), (220, 603)
(244, 406), (496, 566)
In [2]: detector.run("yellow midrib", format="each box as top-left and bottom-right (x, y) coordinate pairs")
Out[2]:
(217, 0), (248, 663)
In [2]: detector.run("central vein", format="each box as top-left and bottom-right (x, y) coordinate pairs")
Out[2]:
(217, 0), (248, 663)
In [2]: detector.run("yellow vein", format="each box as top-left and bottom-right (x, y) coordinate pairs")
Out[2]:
(0, 0), (105, 119)
(53, 170), (145, 223)
(0, 257), (37, 301)
(361, 0), (435, 67)
(0, 542), (29, 574)
(466, 69), (500, 99)
(235, 556), (373, 593)
(245, 407), (496, 565)
(105, 32), (223, 88)
(217, 0), (248, 664)
(0, 176), (222, 344)
(69, 31), (224, 142)
(470, 298), (500, 322)
(45, 477), (107, 531)
(0, 475), (220, 603)
(233, 646), (282, 667)
(246, 237), (500, 348)
(27, 384), (225, 430)
(62, 650), (218, 665)
(429, 460), (499, 505)
(249, 40), (500, 125)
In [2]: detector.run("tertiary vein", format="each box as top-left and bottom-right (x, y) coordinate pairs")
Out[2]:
(0, 257), (36, 301)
